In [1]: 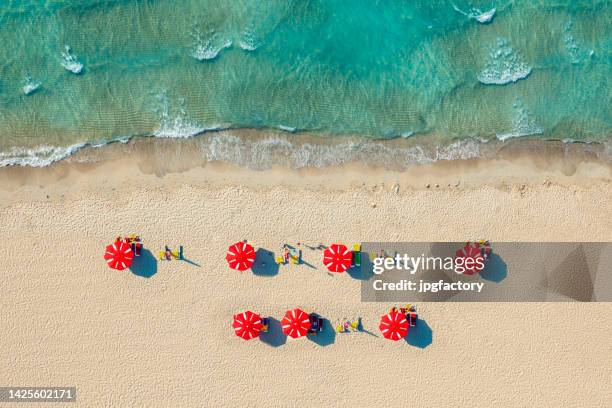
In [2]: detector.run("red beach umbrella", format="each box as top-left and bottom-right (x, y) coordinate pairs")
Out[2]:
(455, 245), (485, 275)
(323, 243), (353, 273)
(104, 240), (134, 271)
(232, 311), (263, 340)
(226, 241), (256, 271)
(281, 308), (312, 339)
(379, 311), (409, 341)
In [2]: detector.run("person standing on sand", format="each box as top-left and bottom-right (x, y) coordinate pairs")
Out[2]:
(297, 242), (302, 263)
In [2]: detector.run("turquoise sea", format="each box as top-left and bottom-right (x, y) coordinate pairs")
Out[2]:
(0, 0), (610, 166)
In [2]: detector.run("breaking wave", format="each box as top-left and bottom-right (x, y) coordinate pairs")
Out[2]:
(452, 4), (496, 24)
(152, 89), (223, 138)
(496, 99), (543, 141)
(190, 28), (232, 61)
(0, 143), (88, 167)
(238, 27), (263, 51)
(60, 45), (84, 74)
(22, 75), (42, 95)
(277, 125), (297, 133)
(478, 38), (531, 85)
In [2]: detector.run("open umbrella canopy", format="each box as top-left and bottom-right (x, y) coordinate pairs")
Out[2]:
(232, 311), (263, 340)
(455, 245), (485, 275)
(379, 311), (409, 341)
(281, 308), (312, 338)
(104, 240), (134, 271)
(226, 241), (256, 271)
(323, 243), (353, 273)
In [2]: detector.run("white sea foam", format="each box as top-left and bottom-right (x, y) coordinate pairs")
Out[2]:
(434, 139), (481, 160)
(154, 120), (207, 138)
(22, 75), (42, 95)
(496, 99), (543, 141)
(190, 28), (232, 61)
(277, 125), (296, 133)
(0, 143), (87, 167)
(202, 134), (426, 169)
(475, 8), (495, 23)
(238, 28), (263, 51)
(191, 39), (232, 61)
(61, 45), (83, 74)
(4, 131), (606, 169)
(153, 90), (210, 138)
(452, 4), (496, 24)
(200, 134), (486, 170)
(478, 38), (531, 85)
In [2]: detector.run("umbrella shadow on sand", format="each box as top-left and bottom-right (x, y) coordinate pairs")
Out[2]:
(259, 317), (287, 347)
(307, 318), (336, 347)
(480, 254), (507, 283)
(129, 249), (158, 278)
(251, 249), (279, 276)
(405, 318), (432, 349)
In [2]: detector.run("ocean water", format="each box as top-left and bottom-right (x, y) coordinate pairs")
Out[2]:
(0, 0), (610, 166)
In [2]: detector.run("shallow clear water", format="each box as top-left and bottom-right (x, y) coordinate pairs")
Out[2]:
(0, 0), (610, 166)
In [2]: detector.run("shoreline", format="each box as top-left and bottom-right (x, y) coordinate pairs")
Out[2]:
(1, 134), (610, 203)
(1, 131), (610, 210)
(1, 127), (611, 168)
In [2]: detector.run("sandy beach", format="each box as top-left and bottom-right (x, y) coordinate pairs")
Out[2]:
(1, 145), (611, 407)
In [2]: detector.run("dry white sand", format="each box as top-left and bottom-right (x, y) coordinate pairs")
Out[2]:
(1, 154), (611, 407)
